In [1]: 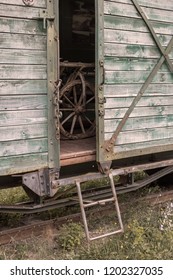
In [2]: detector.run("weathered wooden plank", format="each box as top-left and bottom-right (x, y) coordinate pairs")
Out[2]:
(104, 126), (173, 144)
(105, 96), (173, 108)
(104, 1), (173, 24)
(104, 1), (140, 19)
(0, 138), (47, 157)
(104, 115), (173, 133)
(0, 153), (48, 176)
(104, 28), (170, 47)
(104, 43), (173, 59)
(0, 33), (46, 50)
(0, 18), (45, 35)
(113, 137), (173, 153)
(105, 57), (169, 72)
(104, 15), (173, 36)
(0, 110), (47, 126)
(105, 70), (173, 84)
(0, 95), (47, 110)
(102, 0), (173, 159)
(0, 4), (45, 19)
(105, 106), (173, 119)
(0, 0), (46, 8)
(0, 80), (47, 95)
(109, 0), (173, 12)
(0, 124), (47, 141)
(104, 83), (173, 97)
(0, 65), (46, 80)
(0, 1), (50, 176)
(0, 49), (46, 65)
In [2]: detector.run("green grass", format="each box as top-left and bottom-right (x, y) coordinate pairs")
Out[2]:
(0, 176), (173, 260)
(0, 187), (28, 205)
(0, 199), (173, 260)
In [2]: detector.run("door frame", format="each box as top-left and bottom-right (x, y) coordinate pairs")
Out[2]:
(47, 0), (60, 169)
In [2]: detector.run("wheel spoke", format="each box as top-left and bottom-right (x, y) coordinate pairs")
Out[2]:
(63, 94), (75, 107)
(70, 115), (77, 134)
(73, 85), (78, 104)
(61, 112), (75, 126)
(78, 91), (85, 105)
(83, 114), (93, 125)
(60, 108), (74, 111)
(78, 115), (86, 134)
(59, 77), (95, 139)
(86, 96), (95, 105)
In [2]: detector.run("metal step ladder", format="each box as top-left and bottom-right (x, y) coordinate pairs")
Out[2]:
(76, 172), (124, 241)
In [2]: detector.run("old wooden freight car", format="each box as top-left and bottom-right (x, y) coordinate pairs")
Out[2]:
(1, 0), (173, 240)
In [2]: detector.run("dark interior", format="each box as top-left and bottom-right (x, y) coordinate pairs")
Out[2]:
(59, 0), (96, 166)
(59, 0), (95, 62)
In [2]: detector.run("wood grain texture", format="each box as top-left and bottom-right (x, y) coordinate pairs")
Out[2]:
(0, 33), (46, 50)
(0, 80), (47, 95)
(104, 115), (173, 133)
(0, 153), (48, 176)
(0, 110), (47, 126)
(0, 3), (45, 19)
(0, 95), (47, 111)
(0, 138), (48, 157)
(104, 83), (173, 97)
(0, 123), (47, 141)
(0, 49), (46, 65)
(105, 96), (173, 108)
(0, 17), (45, 35)
(105, 106), (173, 119)
(105, 126), (173, 144)
(0, 0), (46, 8)
(104, 15), (173, 35)
(104, 43), (173, 59)
(102, 0), (173, 157)
(0, 2), (48, 175)
(104, 1), (173, 23)
(0, 65), (47, 79)
(108, 0), (173, 12)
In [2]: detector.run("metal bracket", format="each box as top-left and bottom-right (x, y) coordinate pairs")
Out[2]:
(99, 97), (106, 104)
(39, 9), (55, 29)
(22, 168), (60, 198)
(97, 161), (112, 174)
(98, 108), (105, 117)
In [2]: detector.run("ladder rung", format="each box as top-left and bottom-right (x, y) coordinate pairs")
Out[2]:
(89, 229), (124, 241)
(83, 197), (115, 208)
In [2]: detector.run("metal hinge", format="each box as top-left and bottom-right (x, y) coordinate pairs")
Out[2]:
(98, 108), (105, 117)
(99, 97), (106, 104)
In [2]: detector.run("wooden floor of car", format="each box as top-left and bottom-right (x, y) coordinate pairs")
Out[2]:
(60, 137), (96, 166)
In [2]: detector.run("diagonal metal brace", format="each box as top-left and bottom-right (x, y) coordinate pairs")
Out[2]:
(105, 36), (173, 152)
(131, 0), (173, 73)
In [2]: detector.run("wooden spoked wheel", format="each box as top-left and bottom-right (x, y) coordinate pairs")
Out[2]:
(59, 78), (95, 139)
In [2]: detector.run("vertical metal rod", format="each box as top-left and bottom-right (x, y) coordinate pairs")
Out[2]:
(109, 173), (124, 232)
(76, 181), (90, 242)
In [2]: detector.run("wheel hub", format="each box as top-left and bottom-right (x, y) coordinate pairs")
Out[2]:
(75, 105), (86, 114)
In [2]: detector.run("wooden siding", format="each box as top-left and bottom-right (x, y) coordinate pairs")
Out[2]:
(0, 0), (48, 176)
(103, 0), (173, 157)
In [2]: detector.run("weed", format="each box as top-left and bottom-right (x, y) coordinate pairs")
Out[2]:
(57, 222), (84, 251)
(0, 180), (173, 260)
